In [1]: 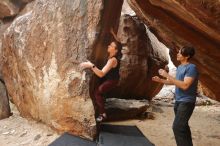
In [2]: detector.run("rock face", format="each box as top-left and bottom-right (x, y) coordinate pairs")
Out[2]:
(0, 0), (32, 19)
(0, 80), (11, 119)
(20, 0), (34, 3)
(0, 20), (11, 120)
(2, 0), (104, 139)
(0, 0), (19, 18)
(0, 21), (3, 79)
(128, 0), (220, 101)
(105, 98), (149, 121)
(0, 21), (12, 87)
(110, 14), (168, 99)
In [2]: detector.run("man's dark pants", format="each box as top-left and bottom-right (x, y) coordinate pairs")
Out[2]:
(173, 101), (195, 146)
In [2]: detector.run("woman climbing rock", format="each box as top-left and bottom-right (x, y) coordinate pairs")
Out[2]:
(80, 29), (122, 122)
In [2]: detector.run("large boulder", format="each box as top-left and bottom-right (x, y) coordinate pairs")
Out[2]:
(0, 21), (3, 79)
(110, 14), (168, 99)
(0, 80), (11, 119)
(0, 20), (12, 83)
(2, 0), (105, 139)
(0, 19), (11, 120)
(127, 0), (220, 101)
(20, 0), (34, 3)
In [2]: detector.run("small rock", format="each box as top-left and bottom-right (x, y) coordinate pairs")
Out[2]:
(34, 134), (41, 141)
(139, 112), (155, 120)
(20, 131), (27, 137)
(47, 133), (53, 136)
(105, 98), (150, 121)
(10, 130), (15, 134)
(2, 131), (10, 135)
(20, 139), (31, 145)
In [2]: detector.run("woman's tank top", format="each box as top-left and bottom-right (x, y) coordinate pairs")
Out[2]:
(105, 57), (120, 80)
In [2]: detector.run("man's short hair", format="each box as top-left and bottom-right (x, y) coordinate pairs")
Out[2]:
(180, 46), (195, 60)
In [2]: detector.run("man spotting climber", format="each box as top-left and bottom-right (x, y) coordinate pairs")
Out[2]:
(152, 46), (199, 146)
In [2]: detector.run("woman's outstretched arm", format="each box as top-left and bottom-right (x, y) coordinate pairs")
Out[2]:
(80, 58), (117, 78)
(110, 28), (120, 42)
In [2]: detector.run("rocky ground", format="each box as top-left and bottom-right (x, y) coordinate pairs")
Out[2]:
(109, 85), (220, 146)
(0, 91), (219, 146)
(110, 102), (220, 146)
(0, 103), (58, 146)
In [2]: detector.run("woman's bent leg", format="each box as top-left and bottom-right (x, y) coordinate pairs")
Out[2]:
(94, 80), (118, 114)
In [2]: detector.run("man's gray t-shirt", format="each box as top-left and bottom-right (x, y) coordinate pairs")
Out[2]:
(175, 63), (199, 103)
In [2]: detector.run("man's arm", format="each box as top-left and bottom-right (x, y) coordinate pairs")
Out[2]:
(159, 69), (195, 90)
(152, 76), (173, 85)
